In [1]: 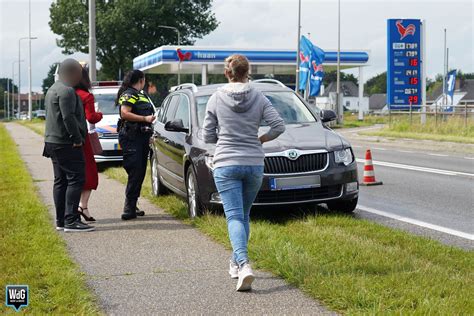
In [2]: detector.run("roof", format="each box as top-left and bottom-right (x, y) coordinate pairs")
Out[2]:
(427, 79), (474, 102)
(133, 46), (370, 75)
(322, 81), (360, 97)
(369, 93), (387, 110)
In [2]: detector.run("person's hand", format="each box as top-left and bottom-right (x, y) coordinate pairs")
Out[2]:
(72, 143), (82, 148)
(144, 115), (156, 123)
(259, 135), (270, 144)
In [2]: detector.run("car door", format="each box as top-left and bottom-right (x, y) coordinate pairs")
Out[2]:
(153, 94), (180, 189)
(165, 94), (190, 192)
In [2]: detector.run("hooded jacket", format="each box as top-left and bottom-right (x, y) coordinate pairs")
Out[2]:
(203, 82), (285, 168)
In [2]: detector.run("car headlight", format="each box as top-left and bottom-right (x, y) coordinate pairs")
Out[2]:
(205, 156), (215, 170)
(334, 148), (353, 166)
(96, 132), (104, 138)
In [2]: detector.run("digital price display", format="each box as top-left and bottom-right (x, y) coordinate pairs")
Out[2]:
(387, 19), (422, 109)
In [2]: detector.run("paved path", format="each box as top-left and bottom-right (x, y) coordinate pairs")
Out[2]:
(6, 123), (332, 315)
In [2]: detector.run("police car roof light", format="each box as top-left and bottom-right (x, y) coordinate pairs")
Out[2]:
(251, 79), (286, 88)
(169, 83), (199, 93)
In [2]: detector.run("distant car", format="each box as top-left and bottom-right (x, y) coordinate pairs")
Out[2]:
(90, 82), (122, 163)
(35, 110), (46, 120)
(150, 80), (359, 218)
(19, 113), (28, 120)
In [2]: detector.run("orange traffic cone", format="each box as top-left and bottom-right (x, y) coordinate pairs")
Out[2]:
(361, 149), (383, 186)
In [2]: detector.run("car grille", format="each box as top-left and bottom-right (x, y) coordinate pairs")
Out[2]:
(99, 133), (118, 139)
(254, 185), (341, 204)
(99, 150), (122, 157)
(264, 152), (328, 174)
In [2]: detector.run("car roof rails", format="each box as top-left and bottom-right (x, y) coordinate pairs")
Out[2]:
(169, 83), (199, 93)
(251, 79), (287, 88)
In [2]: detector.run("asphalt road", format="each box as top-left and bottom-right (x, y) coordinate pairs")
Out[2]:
(343, 133), (473, 242)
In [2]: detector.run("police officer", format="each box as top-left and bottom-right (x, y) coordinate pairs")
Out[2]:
(116, 70), (155, 220)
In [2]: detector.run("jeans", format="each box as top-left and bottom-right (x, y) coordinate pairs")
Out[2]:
(213, 165), (264, 266)
(44, 143), (85, 226)
(119, 133), (150, 213)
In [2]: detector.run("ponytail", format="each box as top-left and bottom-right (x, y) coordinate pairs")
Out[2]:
(116, 69), (145, 104)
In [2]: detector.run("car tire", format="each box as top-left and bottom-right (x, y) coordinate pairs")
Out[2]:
(186, 166), (203, 218)
(327, 197), (358, 213)
(150, 151), (168, 196)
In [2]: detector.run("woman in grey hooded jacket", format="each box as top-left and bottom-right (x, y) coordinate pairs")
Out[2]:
(203, 54), (285, 291)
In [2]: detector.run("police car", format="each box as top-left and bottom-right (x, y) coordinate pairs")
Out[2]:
(91, 81), (122, 162)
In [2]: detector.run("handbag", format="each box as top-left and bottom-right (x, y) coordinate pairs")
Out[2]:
(89, 131), (103, 155)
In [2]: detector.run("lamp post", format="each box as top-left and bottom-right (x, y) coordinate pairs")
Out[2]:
(11, 60), (24, 120)
(88, 0), (97, 81)
(335, 0), (342, 124)
(158, 25), (181, 84)
(295, 0), (302, 93)
(18, 36), (36, 119)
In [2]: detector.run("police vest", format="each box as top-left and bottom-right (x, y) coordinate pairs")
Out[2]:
(118, 88), (154, 117)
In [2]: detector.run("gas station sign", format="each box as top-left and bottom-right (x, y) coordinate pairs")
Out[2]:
(387, 19), (423, 109)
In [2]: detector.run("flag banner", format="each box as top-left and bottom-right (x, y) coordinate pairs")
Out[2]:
(299, 36), (325, 96)
(446, 69), (456, 102)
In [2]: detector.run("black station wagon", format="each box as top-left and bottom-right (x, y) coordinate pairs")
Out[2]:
(150, 80), (358, 218)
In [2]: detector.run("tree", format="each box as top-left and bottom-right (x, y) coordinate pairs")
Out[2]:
(323, 71), (358, 87)
(42, 64), (58, 95)
(0, 78), (19, 94)
(364, 72), (386, 95)
(49, 0), (219, 79)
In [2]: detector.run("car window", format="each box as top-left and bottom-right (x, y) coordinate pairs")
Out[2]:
(172, 95), (190, 128)
(94, 94), (118, 115)
(158, 97), (171, 122)
(161, 95), (180, 123)
(195, 91), (316, 127)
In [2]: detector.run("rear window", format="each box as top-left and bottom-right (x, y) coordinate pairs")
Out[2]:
(195, 91), (316, 127)
(94, 94), (118, 115)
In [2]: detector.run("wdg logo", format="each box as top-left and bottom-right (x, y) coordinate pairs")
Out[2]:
(5, 285), (29, 312)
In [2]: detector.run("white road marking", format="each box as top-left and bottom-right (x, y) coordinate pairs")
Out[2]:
(352, 145), (362, 148)
(464, 157), (474, 160)
(398, 150), (414, 153)
(428, 153), (449, 157)
(355, 159), (474, 177)
(372, 147), (387, 151)
(357, 205), (474, 241)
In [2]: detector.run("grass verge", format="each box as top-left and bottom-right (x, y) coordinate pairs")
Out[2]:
(334, 113), (387, 128)
(0, 124), (100, 315)
(104, 165), (474, 315)
(17, 119), (46, 136)
(362, 116), (474, 144)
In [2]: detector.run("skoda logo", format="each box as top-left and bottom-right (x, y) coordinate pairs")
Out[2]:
(287, 149), (299, 160)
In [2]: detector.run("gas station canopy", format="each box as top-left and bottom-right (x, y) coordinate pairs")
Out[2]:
(133, 46), (370, 77)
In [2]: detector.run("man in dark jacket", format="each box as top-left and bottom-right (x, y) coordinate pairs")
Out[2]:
(43, 59), (94, 232)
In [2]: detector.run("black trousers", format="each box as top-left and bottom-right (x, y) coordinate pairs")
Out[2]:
(44, 143), (85, 225)
(119, 133), (150, 212)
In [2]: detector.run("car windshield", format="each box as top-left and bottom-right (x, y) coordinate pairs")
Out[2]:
(195, 91), (316, 127)
(94, 94), (118, 115)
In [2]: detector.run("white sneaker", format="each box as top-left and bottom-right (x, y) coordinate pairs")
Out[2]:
(236, 263), (255, 291)
(229, 260), (239, 279)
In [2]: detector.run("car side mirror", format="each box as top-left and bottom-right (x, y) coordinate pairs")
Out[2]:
(165, 119), (189, 133)
(321, 110), (337, 123)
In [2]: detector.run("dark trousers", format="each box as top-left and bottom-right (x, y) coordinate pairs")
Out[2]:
(44, 143), (85, 225)
(119, 133), (150, 212)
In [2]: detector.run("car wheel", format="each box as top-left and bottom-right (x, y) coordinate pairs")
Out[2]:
(186, 167), (203, 218)
(327, 197), (358, 213)
(150, 152), (168, 196)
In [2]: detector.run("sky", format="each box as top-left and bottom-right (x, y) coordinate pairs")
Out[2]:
(0, 0), (473, 93)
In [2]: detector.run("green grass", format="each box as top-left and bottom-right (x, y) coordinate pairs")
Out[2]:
(334, 113), (387, 128)
(362, 115), (474, 144)
(17, 118), (46, 136)
(0, 124), (100, 315)
(104, 165), (474, 315)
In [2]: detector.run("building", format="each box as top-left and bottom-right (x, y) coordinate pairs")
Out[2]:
(315, 81), (369, 112)
(427, 79), (474, 110)
(368, 93), (387, 113)
(10, 93), (44, 113)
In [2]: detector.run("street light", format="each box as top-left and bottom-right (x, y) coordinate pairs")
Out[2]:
(18, 36), (37, 119)
(158, 25), (181, 84)
(10, 60), (24, 120)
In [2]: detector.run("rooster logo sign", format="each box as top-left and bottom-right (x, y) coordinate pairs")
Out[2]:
(177, 49), (192, 62)
(395, 20), (416, 40)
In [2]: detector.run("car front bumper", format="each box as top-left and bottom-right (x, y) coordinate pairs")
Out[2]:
(95, 137), (123, 163)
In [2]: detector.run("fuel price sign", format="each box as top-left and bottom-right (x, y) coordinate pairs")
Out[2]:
(387, 19), (423, 109)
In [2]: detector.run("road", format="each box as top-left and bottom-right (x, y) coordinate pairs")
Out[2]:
(340, 129), (474, 243)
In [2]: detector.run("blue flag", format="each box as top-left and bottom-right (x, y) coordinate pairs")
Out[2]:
(446, 69), (456, 102)
(299, 36), (325, 96)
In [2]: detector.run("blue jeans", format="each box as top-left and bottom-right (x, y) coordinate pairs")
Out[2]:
(213, 165), (264, 266)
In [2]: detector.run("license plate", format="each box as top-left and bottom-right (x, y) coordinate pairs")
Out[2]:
(269, 175), (321, 191)
(114, 143), (121, 150)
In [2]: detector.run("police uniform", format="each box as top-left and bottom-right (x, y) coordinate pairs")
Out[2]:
(118, 87), (154, 220)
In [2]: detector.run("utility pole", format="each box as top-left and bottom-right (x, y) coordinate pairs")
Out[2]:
(442, 28), (447, 106)
(18, 37), (28, 119)
(158, 25), (181, 84)
(6, 74), (10, 120)
(89, 0), (97, 81)
(28, 0), (33, 120)
(336, 0), (342, 124)
(295, 0), (302, 92)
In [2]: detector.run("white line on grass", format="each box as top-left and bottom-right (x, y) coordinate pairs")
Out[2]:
(357, 205), (474, 241)
(355, 159), (474, 177)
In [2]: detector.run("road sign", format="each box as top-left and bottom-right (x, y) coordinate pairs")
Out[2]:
(387, 19), (423, 110)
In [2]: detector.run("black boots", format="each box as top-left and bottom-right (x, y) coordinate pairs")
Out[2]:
(121, 199), (146, 220)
